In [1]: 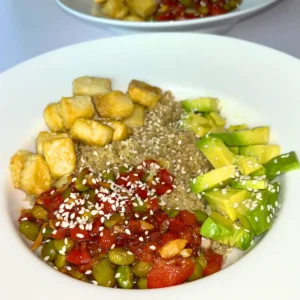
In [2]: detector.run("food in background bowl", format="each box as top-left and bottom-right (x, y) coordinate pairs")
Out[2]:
(10, 77), (300, 289)
(95, 0), (242, 22)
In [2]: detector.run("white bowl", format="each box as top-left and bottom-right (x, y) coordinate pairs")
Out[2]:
(0, 33), (299, 300)
(56, 0), (278, 34)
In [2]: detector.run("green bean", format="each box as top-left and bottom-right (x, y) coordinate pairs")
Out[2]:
(62, 187), (71, 199)
(167, 209), (180, 218)
(188, 258), (203, 281)
(75, 175), (89, 192)
(69, 268), (88, 281)
(41, 240), (57, 261)
(55, 254), (66, 269)
(193, 210), (208, 223)
(92, 258), (116, 287)
(104, 213), (121, 228)
(84, 189), (96, 204)
(102, 171), (116, 182)
(119, 166), (129, 174)
(31, 205), (48, 221)
(198, 6), (209, 15)
(53, 238), (75, 252)
(108, 248), (135, 266)
(116, 266), (134, 289)
(132, 199), (147, 212)
(132, 261), (153, 278)
(137, 278), (148, 289)
(19, 220), (39, 241)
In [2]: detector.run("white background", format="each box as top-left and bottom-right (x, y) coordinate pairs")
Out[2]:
(0, 0), (299, 72)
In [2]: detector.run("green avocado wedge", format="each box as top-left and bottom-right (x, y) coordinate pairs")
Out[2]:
(181, 97), (220, 113)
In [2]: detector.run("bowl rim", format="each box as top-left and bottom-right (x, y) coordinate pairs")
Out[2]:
(56, 0), (279, 28)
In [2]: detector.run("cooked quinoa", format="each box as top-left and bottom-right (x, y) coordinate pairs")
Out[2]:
(77, 92), (212, 212)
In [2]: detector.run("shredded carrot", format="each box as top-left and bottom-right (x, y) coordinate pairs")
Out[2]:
(31, 223), (47, 250)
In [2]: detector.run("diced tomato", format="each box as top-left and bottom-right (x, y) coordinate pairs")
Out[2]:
(143, 159), (159, 169)
(169, 219), (184, 233)
(157, 169), (174, 185)
(90, 217), (101, 236)
(177, 210), (197, 226)
(203, 249), (223, 276)
(115, 171), (140, 187)
(42, 195), (64, 212)
(70, 227), (90, 241)
(148, 198), (160, 211)
(210, 4), (226, 16)
(147, 257), (195, 288)
(66, 248), (91, 265)
(78, 254), (99, 273)
(160, 232), (179, 245)
(191, 227), (202, 245)
(135, 242), (159, 262)
(184, 12), (199, 19)
(179, 226), (193, 243)
(135, 187), (148, 200)
(155, 183), (173, 196)
(115, 233), (130, 247)
(99, 228), (116, 251)
(50, 228), (68, 240)
(156, 12), (177, 21)
(101, 201), (115, 214)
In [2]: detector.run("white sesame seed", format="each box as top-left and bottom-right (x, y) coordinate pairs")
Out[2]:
(115, 273), (121, 278)
(255, 216), (259, 222)
(76, 233), (84, 238)
(85, 270), (92, 275)
(149, 245), (156, 250)
(125, 229), (131, 235)
(44, 256), (50, 261)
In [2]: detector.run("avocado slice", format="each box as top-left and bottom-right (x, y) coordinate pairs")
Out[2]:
(239, 145), (280, 164)
(251, 166), (267, 177)
(196, 136), (235, 168)
(235, 190), (277, 236)
(267, 182), (280, 214)
(200, 212), (254, 251)
(230, 178), (268, 190)
(212, 127), (270, 146)
(228, 124), (248, 132)
(191, 165), (236, 193)
(235, 156), (263, 176)
(181, 97), (219, 113)
(228, 147), (239, 155)
(207, 112), (226, 127)
(180, 112), (211, 137)
(264, 151), (300, 180)
(204, 188), (251, 221)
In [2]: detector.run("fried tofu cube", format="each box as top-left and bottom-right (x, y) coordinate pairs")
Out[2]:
(36, 131), (69, 156)
(59, 96), (95, 129)
(73, 76), (112, 96)
(123, 14), (143, 21)
(128, 80), (162, 108)
(125, 0), (157, 18)
(42, 137), (76, 179)
(124, 104), (145, 127)
(44, 103), (65, 132)
(158, 239), (188, 259)
(93, 91), (134, 119)
(19, 154), (52, 195)
(94, 0), (107, 3)
(106, 121), (130, 141)
(101, 0), (129, 19)
(70, 118), (113, 146)
(9, 150), (33, 189)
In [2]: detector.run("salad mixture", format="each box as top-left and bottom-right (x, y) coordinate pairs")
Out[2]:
(10, 76), (300, 289)
(94, 0), (242, 22)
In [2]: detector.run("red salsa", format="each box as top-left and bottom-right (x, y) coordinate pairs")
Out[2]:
(18, 160), (223, 289)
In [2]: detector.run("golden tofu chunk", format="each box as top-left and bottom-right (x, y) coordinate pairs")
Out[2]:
(101, 0), (129, 19)
(70, 118), (113, 146)
(123, 14), (143, 21)
(180, 248), (192, 258)
(124, 104), (145, 127)
(95, 0), (107, 3)
(36, 131), (69, 156)
(19, 154), (52, 195)
(59, 95), (95, 129)
(128, 79), (162, 108)
(93, 91), (134, 119)
(9, 150), (32, 189)
(42, 137), (76, 179)
(73, 76), (112, 96)
(106, 121), (130, 141)
(158, 239), (188, 259)
(126, 0), (157, 18)
(44, 103), (65, 132)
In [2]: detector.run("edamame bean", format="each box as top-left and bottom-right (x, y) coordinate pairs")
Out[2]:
(119, 166), (129, 174)
(19, 220), (39, 241)
(132, 261), (153, 278)
(132, 199), (147, 212)
(41, 240), (57, 261)
(102, 171), (116, 182)
(104, 213), (121, 228)
(167, 209), (180, 218)
(116, 266), (133, 289)
(188, 258), (203, 281)
(137, 278), (148, 289)
(31, 205), (48, 221)
(108, 248), (135, 266)
(53, 238), (75, 252)
(55, 254), (66, 269)
(75, 176), (89, 192)
(92, 258), (116, 287)
(69, 268), (88, 281)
